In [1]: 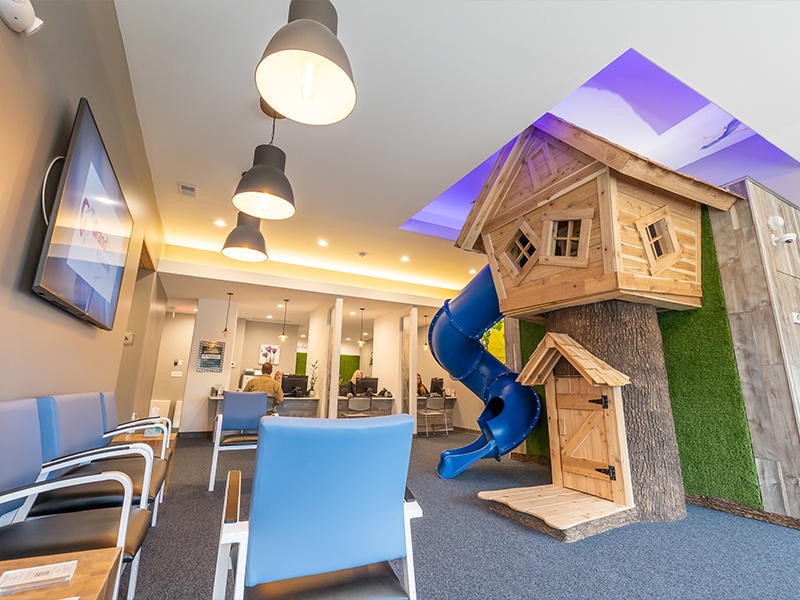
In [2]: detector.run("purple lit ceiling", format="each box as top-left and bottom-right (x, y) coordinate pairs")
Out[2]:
(403, 49), (800, 240)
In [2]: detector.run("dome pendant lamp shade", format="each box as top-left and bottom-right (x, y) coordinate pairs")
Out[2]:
(222, 212), (268, 262)
(232, 144), (296, 220)
(255, 0), (356, 125)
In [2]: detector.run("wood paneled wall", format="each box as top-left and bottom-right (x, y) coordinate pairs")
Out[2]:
(711, 178), (800, 517)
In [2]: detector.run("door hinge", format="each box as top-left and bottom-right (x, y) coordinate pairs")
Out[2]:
(588, 394), (608, 409)
(595, 465), (616, 480)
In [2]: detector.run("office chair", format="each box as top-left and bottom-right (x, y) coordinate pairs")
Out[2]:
(208, 391), (274, 491)
(418, 396), (449, 437)
(214, 414), (422, 600)
(343, 395), (372, 418)
(0, 397), (153, 600)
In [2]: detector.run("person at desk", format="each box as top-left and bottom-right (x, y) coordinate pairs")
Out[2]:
(243, 362), (284, 405)
(417, 373), (429, 396)
(274, 370), (284, 386)
(344, 370), (364, 396)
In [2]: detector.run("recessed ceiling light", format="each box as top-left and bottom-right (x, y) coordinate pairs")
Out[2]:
(277, 303), (284, 308)
(266, 315), (273, 319)
(346, 337), (351, 341)
(300, 334), (306, 338)
(213, 219), (226, 227)
(193, 308), (198, 312)
(318, 239), (328, 247)
(363, 332), (368, 336)
(349, 311), (356, 316)
(469, 269), (477, 274)
(400, 256), (410, 262)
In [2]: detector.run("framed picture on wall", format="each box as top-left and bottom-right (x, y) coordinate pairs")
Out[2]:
(259, 344), (281, 365)
(197, 340), (225, 373)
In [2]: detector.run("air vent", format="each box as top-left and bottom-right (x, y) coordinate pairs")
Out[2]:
(178, 182), (197, 197)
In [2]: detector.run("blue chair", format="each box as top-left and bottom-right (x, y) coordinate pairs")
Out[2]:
(213, 414), (422, 600)
(208, 391), (275, 491)
(0, 397), (152, 600)
(32, 393), (168, 524)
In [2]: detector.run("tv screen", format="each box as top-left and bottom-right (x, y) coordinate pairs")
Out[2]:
(356, 377), (379, 396)
(32, 98), (133, 330)
(282, 374), (308, 395)
(430, 377), (444, 395)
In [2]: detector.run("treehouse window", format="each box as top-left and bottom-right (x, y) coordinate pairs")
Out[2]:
(635, 206), (682, 276)
(525, 140), (558, 191)
(498, 219), (540, 279)
(540, 209), (593, 268)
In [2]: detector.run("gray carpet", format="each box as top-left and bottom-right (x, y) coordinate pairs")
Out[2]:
(124, 432), (800, 599)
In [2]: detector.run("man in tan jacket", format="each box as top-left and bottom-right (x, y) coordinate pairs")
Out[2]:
(243, 362), (283, 405)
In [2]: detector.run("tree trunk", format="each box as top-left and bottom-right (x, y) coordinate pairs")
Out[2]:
(546, 299), (686, 522)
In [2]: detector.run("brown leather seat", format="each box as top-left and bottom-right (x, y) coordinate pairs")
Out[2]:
(220, 433), (260, 446)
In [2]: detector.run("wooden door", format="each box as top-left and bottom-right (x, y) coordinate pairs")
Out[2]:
(546, 376), (633, 506)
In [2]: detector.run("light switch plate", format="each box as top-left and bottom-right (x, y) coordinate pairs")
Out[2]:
(123, 332), (134, 346)
(791, 312), (800, 324)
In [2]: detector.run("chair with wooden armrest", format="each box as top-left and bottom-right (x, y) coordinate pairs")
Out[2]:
(213, 414), (423, 600)
(0, 397), (151, 600)
(208, 391), (274, 492)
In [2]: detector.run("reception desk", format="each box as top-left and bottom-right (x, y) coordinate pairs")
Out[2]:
(337, 396), (394, 418)
(211, 396), (320, 418)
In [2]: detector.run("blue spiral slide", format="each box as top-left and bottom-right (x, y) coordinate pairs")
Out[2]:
(428, 266), (541, 478)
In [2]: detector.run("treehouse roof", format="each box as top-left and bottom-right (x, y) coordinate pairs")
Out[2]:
(457, 113), (742, 252)
(518, 332), (630, 387)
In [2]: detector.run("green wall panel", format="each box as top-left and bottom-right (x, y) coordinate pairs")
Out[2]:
(659, 207), (761, 508)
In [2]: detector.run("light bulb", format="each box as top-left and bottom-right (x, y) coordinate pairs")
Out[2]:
(423, 343), (429, 352)
(301, 55), (316, 102)
(279, 334), (288, 342)
(358, 340), (365, 348)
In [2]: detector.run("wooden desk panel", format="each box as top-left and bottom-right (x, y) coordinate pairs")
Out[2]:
(0, 547), (120, 600)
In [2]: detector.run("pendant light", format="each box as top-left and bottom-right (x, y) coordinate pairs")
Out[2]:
(279, 299), (289, 342)
(422, 314), (429, 351)
(222, 212), (268, 262)
(222, 292), (234, 336)
(255, 0), (356, 125)
(357, 307), (365, 348)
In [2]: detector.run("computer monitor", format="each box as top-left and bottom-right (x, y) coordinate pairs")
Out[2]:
(430, 377), (444, 395)
(355, 377), (379, 396)
(282, 374), (308, 396)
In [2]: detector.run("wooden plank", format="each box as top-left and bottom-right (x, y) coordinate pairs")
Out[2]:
(534, 113), (630, 171)
(545, 376), (563, 487)
(457, 126), (535, 251)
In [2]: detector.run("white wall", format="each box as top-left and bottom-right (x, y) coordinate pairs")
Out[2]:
(152, 312), (195, 404)
(182, 298), (238, 432)
(0, 1), (163, 403)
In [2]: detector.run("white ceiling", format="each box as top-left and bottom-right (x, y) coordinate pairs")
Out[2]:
(114, 0), (800, 327)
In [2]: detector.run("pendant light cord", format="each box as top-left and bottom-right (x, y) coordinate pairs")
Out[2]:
(269, 115), (276, 145)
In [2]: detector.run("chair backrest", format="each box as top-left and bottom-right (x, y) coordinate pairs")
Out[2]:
(0, 398), (43, 514)
(426, 396), (446, 410)
(36, 393), (106, 462)
(246, 414), (414, 587)
(100, 391), (119, 431)
(222, 391), (268, 430)
(347, 396), (371, 412)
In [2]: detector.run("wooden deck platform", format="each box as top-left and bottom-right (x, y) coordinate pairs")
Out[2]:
(478, 484), (638, 542)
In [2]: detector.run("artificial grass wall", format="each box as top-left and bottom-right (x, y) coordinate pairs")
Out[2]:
(518, 208), (762, 509)
(658, 208), (761, 508)
(294, 352), (361, 387)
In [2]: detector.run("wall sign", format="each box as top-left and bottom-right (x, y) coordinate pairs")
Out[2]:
(197, 340), (225, 373)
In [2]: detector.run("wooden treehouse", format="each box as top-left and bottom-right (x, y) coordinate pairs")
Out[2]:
(460, 114), (743, 533)
(457, 113), (740, 318)
(480, 333), (635, 541)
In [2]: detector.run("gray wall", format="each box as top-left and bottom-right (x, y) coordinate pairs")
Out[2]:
(0, 1), (163, 402)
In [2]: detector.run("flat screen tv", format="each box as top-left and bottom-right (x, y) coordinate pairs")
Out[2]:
(32, 98), (133, 330)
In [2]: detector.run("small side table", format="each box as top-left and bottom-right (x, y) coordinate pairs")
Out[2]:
(0, 547), (120, 600)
